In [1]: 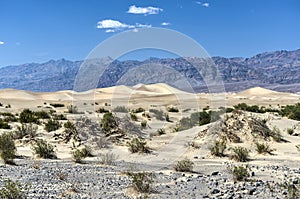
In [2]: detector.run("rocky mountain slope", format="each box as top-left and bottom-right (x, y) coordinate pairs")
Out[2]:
(0, 49), (300, 92)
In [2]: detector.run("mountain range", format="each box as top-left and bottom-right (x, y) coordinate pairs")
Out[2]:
(0, 49), (300, 93)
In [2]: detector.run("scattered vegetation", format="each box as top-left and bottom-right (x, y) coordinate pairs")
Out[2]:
(271, 126), (283, 142)
(19, 109), (39, 124)
(127, 172), (154, 193)
(157, 128), (166, 136)
(67, 105), (78, 114)
(131, 107), (145, 113)
(44, 119), (61, 132)
(96, 107), (110, 113)
(254, 142), (275, 155)
(287, 128), (294, 135)
(0, 119), (11, 129)
(101, 112), (117, 132)
(0, 133), (16, 164)
(31, 139), (56, 159)
(99, 152), (118, 165)
(127, 138), (150, 153)
(229, 146), (250, 162)
(72, 148), (89, 163)
(209, 140), (227, 157)
(0, 178), (27, 199)
(52, 114), (67, 120)
(112, 106), (128, 113)
(35, 110), (50, 119)
(234, 103), (278, 113)
(14, 123), (38, 140)
(174, 157), (194, 172)
(279, 103), (300, 121)
(230, 165), (250, 182)
(130, 112), (138, 121)
(167, 106), (179, 113)
(0, 112), (17, 123)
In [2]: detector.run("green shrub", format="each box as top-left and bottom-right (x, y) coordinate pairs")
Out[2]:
(112, 106), (128, 113)
(254, 142), (275, 154)
(80, 146), (93, 157)
(287, 128), (294, 135)
(0, 133), (16, 164)
(157, 128), (165, 135)
(31, 139), (56, 159)
(72, 149), (86, 163)
(67, 105), (78, 114)
(149, 109), (164, 120)
(44, 119), (61, 132)
(209, 140), (227, 157)
(127, 172), (154, 193)
(0, 119), (11, 129)
(101, 112), (117, 132)
(167, 106), (179, 112)
(50, 103), (65, 108)
(130, 112), (138, 121)
(127, 138), (150, 153)
(35, 110), (50, 119)
(279, 103), (300, 121)
(231, 165), (250, 181)
(52, 114), (67, 120)
(132, 107), (145, 113)
(271, 126), (283, 142)
(14, 123), (38, 140)
(230, 146), (250, 162)
(0, 112), (17, 122)
(0, 178), (27, 199)
(174, 158), (194, 172)
(96, 107), (109, 113)
(140, 120), (147, 129)
(19, 109), (39, 124)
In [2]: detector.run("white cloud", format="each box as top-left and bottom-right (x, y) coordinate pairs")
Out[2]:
(97, 19), (151, 33)
(161, 22), (170, 26)
(0, 41), (4, 45)
(195, 1), (202, 5)
(202, 3), (209, 7)
(127, 5), (163, 15)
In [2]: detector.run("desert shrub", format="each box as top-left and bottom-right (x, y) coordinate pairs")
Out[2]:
(296, 145), (300, 152)
(287, 128), (294, 135)
(167, 106), (179, 112)
(231, 165), (250, 181)
(174, 157), (194, 172)
(52, 114), (67, 120)
(112, 106), (128, 113)
(100, 152), (118, 165)
(80, 146), (93, 157)
(72, 149), (86, 163)
(127, 138), (150, 153)
(0, 178), (27, 199)
(101, 112), (117, 132)
(96, 107), (109, 113)
(0, 112), (17, 122)
(279, 103), (300, 121)
(130, 112), (138, 121)
(165, 113), (171, 122)
(140, 120), (147, 129)
(234, 103), (269, 113)
(14, 123), (38, 140)
(271, 126), (283, 142)
(44, 119), (61, 132)
(94, 136), (110, 149)
(67, 105), (78, 114)
(19, 109), (39, 124)
(127, 172), (154, 193)
(31, 139), (56, 159)
(0, 119), (11, 129)
(35, 110), (50, 119)
(5, 104), (11, 108)
(0, 133), (16, 164)
(157, 128), (165, 135)
(132, 107), (145, 113)
(230, 146), (250, 162)
(50, 103), (65, 108)
(149, 109), (164, 120)
(209, 140), (227, 157)
(254, 142), (275, 154)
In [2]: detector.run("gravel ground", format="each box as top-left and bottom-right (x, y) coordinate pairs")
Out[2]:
(1, 158), (300, 199)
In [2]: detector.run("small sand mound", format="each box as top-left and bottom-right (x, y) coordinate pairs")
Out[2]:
(199, 111), (273, 143)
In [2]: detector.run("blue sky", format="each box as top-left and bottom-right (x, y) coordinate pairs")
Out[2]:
(0, 0), (299, 66)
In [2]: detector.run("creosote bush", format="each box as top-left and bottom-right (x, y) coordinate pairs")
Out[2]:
(229, 146), (250, 162)
(140, 120), (147, 129)
(149, 109), (164, 120)
(44, 119), (61, 132)
(14, 123), (38, 140)
(231, 165), (250, 181)
(19, 109), (39, 124)
(31, 139), (56, 159)
(167, 106), (179, 113)
(254, 142), (275, 155)
(131, 107), (145, 113)
(157, 128), (165, 135)
(271, 126), (283, 142)
(0, 133), (16, 164)
(72, 146), (93, 163)
(287, 128), (294, 135)
(127, 138), (150, 153)
(0, 178), (27, 199)
(112, 106), (128, 113)
(0, 119), (11, 129)
(127, 172), (154, 193)
(174, 157), (194, 172)
(101, 112), (117, 132)
(209, 140), (227, 157)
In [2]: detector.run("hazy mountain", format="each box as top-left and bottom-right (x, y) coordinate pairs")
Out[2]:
(0, 49), (300, 92)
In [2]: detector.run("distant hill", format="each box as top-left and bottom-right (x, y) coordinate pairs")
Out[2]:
(0, 49), (300, 92)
